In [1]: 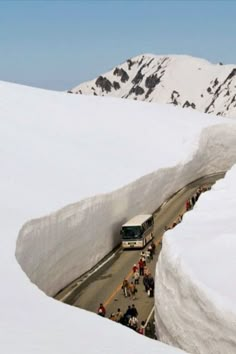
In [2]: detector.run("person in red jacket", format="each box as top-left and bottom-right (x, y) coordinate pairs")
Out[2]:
(132, 264), (138, 273)
(97, 303), (106, 317)
(138, 258), (144, 276)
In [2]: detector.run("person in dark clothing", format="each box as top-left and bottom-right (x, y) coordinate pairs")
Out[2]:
(147, 276), (154, 297)
(151, 241), (156, 255)
(130, 304), (138, 318)
(143, 274), (150, 292)
(124, 305), (132, 319)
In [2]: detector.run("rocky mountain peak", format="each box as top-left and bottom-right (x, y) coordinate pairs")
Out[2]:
(70, 54), (236, 119)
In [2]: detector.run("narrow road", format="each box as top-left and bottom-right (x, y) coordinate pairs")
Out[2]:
(63, 173), (224, 325)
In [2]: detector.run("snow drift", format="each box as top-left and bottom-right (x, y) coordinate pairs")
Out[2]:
(1, 80), (236, 353)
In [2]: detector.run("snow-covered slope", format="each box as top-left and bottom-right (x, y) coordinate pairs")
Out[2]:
(156, 165), (236, 353)
(1, 80), (236, 353)
(71, 54), (236, 119)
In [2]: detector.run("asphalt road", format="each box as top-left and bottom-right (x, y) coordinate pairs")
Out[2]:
(68, 174), (224, 326)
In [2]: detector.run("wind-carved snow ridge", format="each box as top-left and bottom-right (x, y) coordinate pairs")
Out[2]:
(71, 54), (236, 119)
(1, 81), (236, 354)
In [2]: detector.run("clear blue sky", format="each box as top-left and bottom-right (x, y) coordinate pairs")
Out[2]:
(0, 0), (235, 90)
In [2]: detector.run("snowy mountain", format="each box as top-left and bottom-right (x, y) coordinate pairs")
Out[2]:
(71, 54), (236, 118)
(1, 80), (236, 354)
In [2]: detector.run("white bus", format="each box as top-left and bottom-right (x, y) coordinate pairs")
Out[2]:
(120, 214), (154, 249)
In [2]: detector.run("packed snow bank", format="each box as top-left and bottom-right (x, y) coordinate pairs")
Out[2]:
(1, 80), (236, 353)
(155, 165), (236, 353)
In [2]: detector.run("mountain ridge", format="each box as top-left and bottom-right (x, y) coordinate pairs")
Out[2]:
(70, 54), (236, 118)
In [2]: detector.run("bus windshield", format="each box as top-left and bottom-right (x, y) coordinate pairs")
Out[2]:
(121, 226), (142, 240)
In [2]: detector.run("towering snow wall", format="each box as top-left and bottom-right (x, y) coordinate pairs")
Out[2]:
(1, 81), (236, 354)
(10, 85), (236, 297)
(155, 165), (236, 353)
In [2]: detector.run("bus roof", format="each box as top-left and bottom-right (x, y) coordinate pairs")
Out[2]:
(122, 214), (153, 227)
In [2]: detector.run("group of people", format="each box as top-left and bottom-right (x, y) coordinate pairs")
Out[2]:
(186, 186), (207, 211)
(165, 186), (209, 230)
(97, 241), (156, 336)
(121, 242), (156, 299)
(97, 303), (145, 334)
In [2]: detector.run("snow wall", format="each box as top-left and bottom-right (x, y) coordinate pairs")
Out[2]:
(16, 123), (236, 297)
(155, 164), (236, 351)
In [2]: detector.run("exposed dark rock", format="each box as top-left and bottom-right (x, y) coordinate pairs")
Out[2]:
(231, 95), (236, 103)
(227, 68), (236, 81)
(113, 67), (129, 82)
(139, 56), (144, 66)
(95, 76), (112, 92)
(146, 58), (154, 67)
(67, 90), (73, 93)
(172, 99), (178, 105)
(183, 101), (191, 108)
(207, 87), (212, 93)
(161, 57), (169, 65)
(127, 59), (135, 70)
(93, 92), (97, 96)
(145, 88), (153, 99)
(213, 78), (219, 87)
(183, 101), (195, 109)
(225, 90), (230, 96)
(219, 62), (223, 65)
(113, 81), (120, 90)
(91, 87), (95, 90)
(131, 85), (144, 95)
(171, 90), (180, 101)
(201, 94), (204, 98)
(206, 68), (236, 113)
(145, 74), (160, 89)
(132, 68), (144, 85)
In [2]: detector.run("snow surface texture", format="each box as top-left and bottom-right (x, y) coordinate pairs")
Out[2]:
(155, 165), (236, 354)
(1, 80), (236, 353)
(71, 54), (236, 119)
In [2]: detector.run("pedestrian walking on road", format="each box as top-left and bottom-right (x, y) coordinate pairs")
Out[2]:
(129, 281), (137, 300)
(122, 278), (130, 297)
(132, 264), (138, 273)
(140, 251), (146, 264)
(143, 274), (150, 292)
(133, 270), (140, 285)
(123, 305), (132, 324)
(129, 316), (138, 331)
(147, 275), (154, 297)
(109, 313), (116, 321)
(151, 241), (156, 255)
(138, 258), (144, 276)
(138, 320), (146, 335)
(115, 308), (123, 323)
(130, 304), (138, 318)
(148, 244), (153, 260)
(97, 303), (106, 317)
